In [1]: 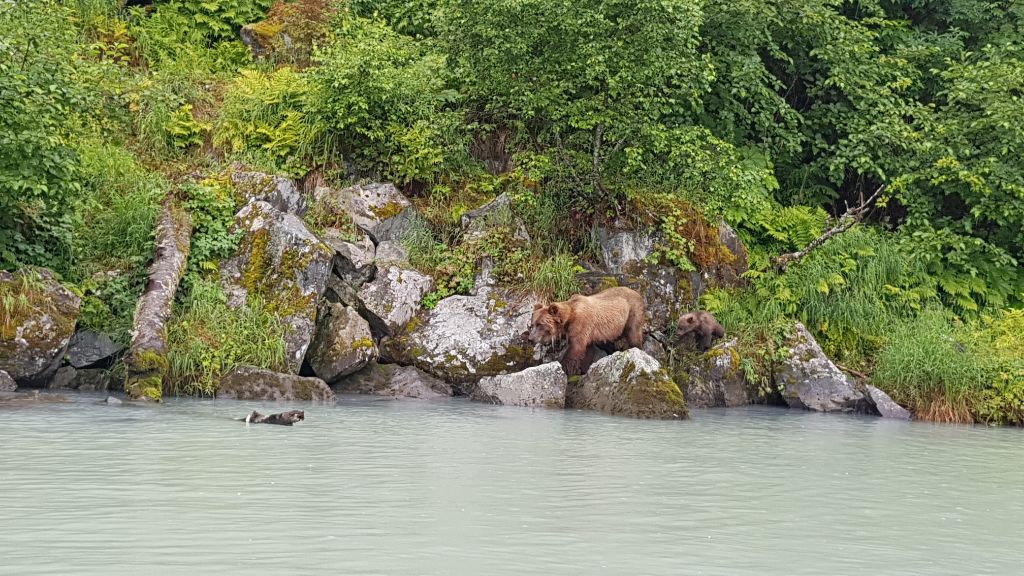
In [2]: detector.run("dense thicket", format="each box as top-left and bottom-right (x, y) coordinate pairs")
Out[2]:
(0, 0), (1020, 419)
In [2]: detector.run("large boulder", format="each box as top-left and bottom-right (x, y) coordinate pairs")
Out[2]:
(683, 339), (751, 408)
(472, 362), (567, 408)
(774, 323), (867, 412)
(0, 269), (81, 386)
(323, 229), (375, 286)
(374, 241), (409, 266)
(217, 365), (335, 402)
(221, 201), (333, 373)
(238, 0), (334, 64)
(713, 221), (749, 286)
(381, 289), (551, 385)
(0, 370), (15, 392)
(597, 227), (655, 275)
(65, 330), (122, 369)
(567, 349), (687, 419)
(306, 303), (377, 383)
(230, 170), (307, 217)
(864, 385), (912, 420)
(335, 363), (452, 399)
(357, 265), (433, 339)
(315, 183), (418, 243)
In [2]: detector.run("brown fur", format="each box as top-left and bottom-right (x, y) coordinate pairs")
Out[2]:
(528, 286), (645, 375)
(240, 410), (305, 426)
(676, 311), (725, 351)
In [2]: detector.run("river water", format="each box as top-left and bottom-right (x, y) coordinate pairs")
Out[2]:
(1, 393), (1022, 575)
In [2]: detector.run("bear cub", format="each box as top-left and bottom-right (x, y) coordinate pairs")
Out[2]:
(528, 286), (645, 376)
(675, 311), (725, 351)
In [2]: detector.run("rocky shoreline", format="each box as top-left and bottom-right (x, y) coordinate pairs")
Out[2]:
(0, 170), (909, 421)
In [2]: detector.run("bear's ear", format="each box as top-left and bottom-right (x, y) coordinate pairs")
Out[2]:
(547, 303), (561, 316)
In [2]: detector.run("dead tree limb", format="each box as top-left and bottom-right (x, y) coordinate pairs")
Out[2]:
(775, 185), (886, 272)
(124, 201), (192, 402)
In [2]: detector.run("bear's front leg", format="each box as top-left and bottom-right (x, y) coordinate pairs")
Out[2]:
(562, 342), (588, 376)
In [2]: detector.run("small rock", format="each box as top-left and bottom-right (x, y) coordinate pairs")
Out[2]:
(0, 370), (15, 392)
(567, 349), (687, 419)
(306, 303), (377, 384)
(104, 396), (123, 405)
(336, 363), (452, 399)
(315, 183), (417, 243)
(324, 273), (361, 307)
(47, 366), (77, 389)
(230, 171), (307, 216)
(374, 241), (409, 265)
(65, 330), (123, 368)
(865, 385), (911, 420)
(357, 265), (433, 339)
(217, 365), (336, 402)
(774, 323), (867, 412)
(473, 362), (567, 408)
(324, 230), (375, 286)
(683, 339), (750, 408)
(70, 368), (113, 391)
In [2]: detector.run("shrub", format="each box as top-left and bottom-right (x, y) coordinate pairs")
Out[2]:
(167, 279), (286, 396)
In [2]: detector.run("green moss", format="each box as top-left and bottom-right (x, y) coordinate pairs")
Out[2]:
(126, 373), (163, 402)
(130, 348), (169, 374)
(370, 201), (405, 221)
(350, 337), (374, 350)
(597, 275), (620, 292)
(623, 369), (687, 419)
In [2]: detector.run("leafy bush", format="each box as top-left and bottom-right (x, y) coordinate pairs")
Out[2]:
(180, 179), (244, 291)
(310, 13), (462, 184)
(167, 279), (286, 396)
(214, 67), (322, 174)
(164, 0), (272, 41)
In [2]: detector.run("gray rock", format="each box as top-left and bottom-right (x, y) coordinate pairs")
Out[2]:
(684, 339), (750, 408)
(336, 363), (452, 398)
(65, 330), (122, 368)
(230, 171), (307, 216)
(221, 201), (333, 373)
(597, 227), (655, 274)
(641, 335), (668, 363)
(381, 289), (554, 385)
(306, 303), (377, 383)
(460, 192), (530, 244)
(70, 368), (114, 391)
(374, 241), (409, 266)
(473, 362), (567, 408)
(714, 221), (749, 287)
(104, 396), (122, 405)
(0, 370), (15, 392)
(774, 323), (867, 412)
(324, 273), (361, 307)
(865, 385), (911, 420)
(357, 265), (433, 339)
(217, 365), (336, 402)
(47, 366), (77, 389)
(324, 230), (375, 286)
(315, 183), (417, 243)
(0, 269), (80, 386)
(566, 349), (687, 419)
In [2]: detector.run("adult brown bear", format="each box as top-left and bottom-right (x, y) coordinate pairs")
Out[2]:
(676, 311), (725, 351)
(528, 286), (645, 375)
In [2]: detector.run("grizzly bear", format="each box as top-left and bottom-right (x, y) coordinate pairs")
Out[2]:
(528, 286), (646, 376)
(676, 311), (725, 351)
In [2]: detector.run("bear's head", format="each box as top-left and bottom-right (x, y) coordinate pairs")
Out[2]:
(676, 313), (699, 335)
(528, 302), (572, 344)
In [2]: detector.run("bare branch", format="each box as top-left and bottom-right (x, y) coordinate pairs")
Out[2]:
(775, 185), (886, 271)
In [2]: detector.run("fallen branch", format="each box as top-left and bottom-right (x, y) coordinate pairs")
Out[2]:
(123, 201), (191, 402)
(775, 185), (886, 271)
(836, 363), (868, 381)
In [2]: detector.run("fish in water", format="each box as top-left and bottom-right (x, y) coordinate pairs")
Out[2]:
(239, 410), (305, 426)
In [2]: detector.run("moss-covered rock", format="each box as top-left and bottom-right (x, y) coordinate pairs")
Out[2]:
(313, 182), (417, 243)
(217, 365), (335, 402)
(0, 370), (16, 393)
(0, 268), (81, 387)
(221, 201), (333, 373)
(774, 322), (867, 412)
(229, 170), (308, 216)
(682, 338), (751, 408)
(357, 265), (433, 339)
(566, 349), (687, 419)
(306, 302), (377, 384)
(381, 288), (555, 385)
(239, 0), (335, 65)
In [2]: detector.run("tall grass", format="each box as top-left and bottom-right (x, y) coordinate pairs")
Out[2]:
(530, 253), (582, 301)
(167, 279), (287, 396)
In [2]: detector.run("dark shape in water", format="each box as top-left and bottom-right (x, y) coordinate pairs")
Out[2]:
(239, 410), (305, 426)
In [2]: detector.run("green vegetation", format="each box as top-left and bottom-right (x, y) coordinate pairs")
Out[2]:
(1, 0), (1020, 417)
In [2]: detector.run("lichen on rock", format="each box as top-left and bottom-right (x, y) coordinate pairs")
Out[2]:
(566, 349), (687, 419)
(0, 268), (81, 387)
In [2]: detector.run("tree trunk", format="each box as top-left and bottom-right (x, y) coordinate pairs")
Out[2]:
(124, 201), (191, 402)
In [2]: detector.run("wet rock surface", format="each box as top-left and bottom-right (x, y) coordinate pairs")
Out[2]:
(472, 362), (567, 408)
(566, 349), (687, 419)
(218, 365), (336, 402)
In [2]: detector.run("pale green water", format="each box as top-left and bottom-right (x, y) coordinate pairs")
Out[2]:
(1, 393), (1022, 575)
